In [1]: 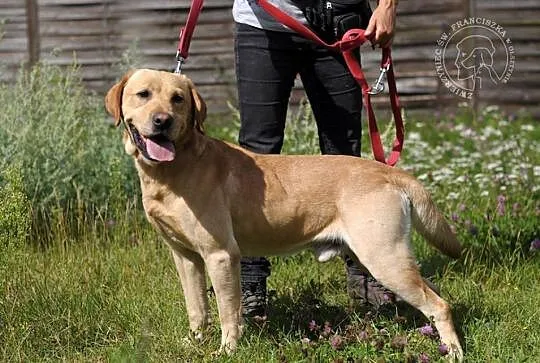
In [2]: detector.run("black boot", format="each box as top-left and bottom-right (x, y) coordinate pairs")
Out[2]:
(240, 257), (271, 317)
(345, 256), (441, 308)
(344, 256), (396, 309)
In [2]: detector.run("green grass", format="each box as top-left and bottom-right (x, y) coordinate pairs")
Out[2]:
(0, 64), (539, 362)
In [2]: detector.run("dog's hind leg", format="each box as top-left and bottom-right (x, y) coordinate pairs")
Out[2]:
(344, 195), (463, 361)
(349, 235), (462, 360)
(171, 246), (210, 339)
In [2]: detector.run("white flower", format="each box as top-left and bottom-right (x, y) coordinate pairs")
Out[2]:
(520, 124), (535, 132)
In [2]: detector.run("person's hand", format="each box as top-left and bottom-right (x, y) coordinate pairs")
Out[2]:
(364, 0), (398, 48)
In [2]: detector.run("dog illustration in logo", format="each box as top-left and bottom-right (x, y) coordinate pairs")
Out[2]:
(455, 35), (501, 91)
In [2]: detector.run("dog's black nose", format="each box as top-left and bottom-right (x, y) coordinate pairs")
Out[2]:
(152, 113), (173, 130)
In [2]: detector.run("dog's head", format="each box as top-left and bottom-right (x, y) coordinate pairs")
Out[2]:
(105, 69), (206, 164)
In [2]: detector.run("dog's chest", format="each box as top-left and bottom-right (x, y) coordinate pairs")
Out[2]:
(141, 190), (197, 251)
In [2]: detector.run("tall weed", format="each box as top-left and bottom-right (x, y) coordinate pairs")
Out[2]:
(0, 63), (139, 243)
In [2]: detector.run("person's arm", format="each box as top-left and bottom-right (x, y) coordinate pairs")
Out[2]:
(364, 0), (398, 48)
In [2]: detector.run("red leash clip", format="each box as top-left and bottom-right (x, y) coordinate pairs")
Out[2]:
(175, 0), (204, 74)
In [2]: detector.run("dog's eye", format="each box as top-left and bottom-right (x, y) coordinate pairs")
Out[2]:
(171, 94), (184, 104)
(137, 90), (150, 99)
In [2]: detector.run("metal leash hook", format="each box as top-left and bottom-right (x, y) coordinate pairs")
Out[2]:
(174, 51), (185, 74)
(368, 64), (390, 95)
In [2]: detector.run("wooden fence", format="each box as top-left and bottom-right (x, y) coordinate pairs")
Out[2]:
(1, 0), (539, 117)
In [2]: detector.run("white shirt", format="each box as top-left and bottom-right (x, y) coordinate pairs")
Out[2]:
(232, 0), (308, 32)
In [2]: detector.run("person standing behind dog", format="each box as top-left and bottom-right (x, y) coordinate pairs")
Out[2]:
(232, 0), (399, 317)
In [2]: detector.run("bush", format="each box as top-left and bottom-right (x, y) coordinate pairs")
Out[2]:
(0, 164), (30, 250)
(0, 63), (139, 241)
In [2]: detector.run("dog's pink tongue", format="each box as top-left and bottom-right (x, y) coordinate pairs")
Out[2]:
(146, 138), (175, 161)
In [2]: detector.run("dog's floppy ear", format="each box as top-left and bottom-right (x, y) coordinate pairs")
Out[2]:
(105, 70), (135, 126)
(188, 79), (207, 133)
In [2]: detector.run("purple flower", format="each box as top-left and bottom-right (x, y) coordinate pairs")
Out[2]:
(308, 320), (319, 332)
(496, 194), (506, 216)
(418, 352), (430, 363)
(321, 321), (332, 337)
(358, 330), (369, 341)
(530, 238), (540, 252)
(451, 213), (459, 222)
(439, 343), (449, 356)
(418, 323), (436, 337)
(458, 204), (466, 212)
(330, 335), (344, 350)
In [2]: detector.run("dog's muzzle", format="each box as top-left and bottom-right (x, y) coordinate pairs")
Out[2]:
(124, 120), (176, 162)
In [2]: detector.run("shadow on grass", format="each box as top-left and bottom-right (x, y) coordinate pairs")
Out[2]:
(243, 278), (469, 338)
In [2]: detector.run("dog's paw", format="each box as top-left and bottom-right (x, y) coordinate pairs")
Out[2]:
(444, 343), (464, 362)
(182, 329), (204, 345)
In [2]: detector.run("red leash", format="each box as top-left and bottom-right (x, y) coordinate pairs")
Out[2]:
(175, 0), (404, 166)
(175, 0), (204, 73)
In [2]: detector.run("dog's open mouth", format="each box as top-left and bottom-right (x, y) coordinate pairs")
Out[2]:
(128, 123), (175, 162)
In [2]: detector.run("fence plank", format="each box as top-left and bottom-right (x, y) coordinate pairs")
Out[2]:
(0, 0), (539, 117)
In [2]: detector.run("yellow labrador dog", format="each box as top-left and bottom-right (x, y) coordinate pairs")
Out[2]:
(105, 69), (463, 360)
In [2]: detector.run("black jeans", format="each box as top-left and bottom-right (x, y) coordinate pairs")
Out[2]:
(235, 22), (362, 156)
(235, 22), (363, 281)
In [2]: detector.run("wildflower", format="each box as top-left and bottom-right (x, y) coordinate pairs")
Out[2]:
(418, 352), (430, 363)
(321, 321), (332, 337)
(390, 335), (407, 351)
(530, 239), (540, 252)
(300, 337), (311, 346)
(439, 343), (449, 356)
(451, 213), (459, 222)
(308, 320), (319, 332)
(358, 330), (369, 341)
(512, 203), (520, 216)
(330, 335), (344, 350)
(418, 323), (436, 337)
(496, 194), (506, 216)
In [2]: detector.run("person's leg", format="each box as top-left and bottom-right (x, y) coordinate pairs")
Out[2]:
(299, 44), (362, 156)
(299, 45), (396, 308)
(234, 23), (299, 316)
(235, 23), (298, 154)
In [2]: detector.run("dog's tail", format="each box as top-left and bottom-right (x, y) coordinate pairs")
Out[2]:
(393, 174), (462, 259)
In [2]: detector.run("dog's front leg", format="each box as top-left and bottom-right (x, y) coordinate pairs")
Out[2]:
(204, 247), (243, 353)
(170, 245), (210, 339)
